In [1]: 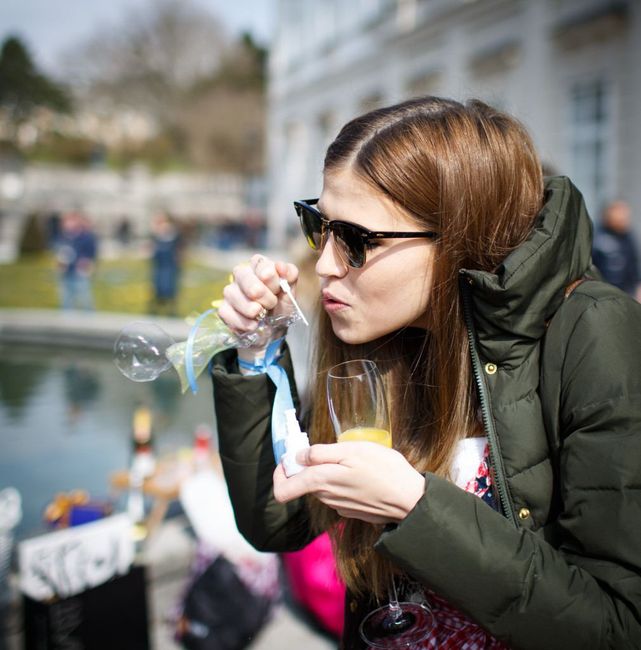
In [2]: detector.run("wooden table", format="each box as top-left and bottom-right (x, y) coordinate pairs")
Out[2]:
(110, 454), (222, 538)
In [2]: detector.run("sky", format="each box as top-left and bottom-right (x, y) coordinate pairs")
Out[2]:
(0, 0), (275, 74)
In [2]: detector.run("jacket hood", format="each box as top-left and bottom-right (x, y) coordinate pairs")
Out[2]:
(462, 176), (593, 367)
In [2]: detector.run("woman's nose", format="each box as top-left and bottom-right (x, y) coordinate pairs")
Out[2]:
(315, 233), (349, 279)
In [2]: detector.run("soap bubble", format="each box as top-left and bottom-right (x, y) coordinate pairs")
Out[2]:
(114, 311), (301, 392)
(113, 321), (175, 382)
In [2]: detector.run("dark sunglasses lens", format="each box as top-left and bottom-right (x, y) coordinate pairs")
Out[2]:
(296, 204), (323, 250)
(332, 223), (365, 268)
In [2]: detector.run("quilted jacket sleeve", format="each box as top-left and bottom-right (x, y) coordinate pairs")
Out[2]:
(374, 292), (641, 649)
(210, 345), (313, 552)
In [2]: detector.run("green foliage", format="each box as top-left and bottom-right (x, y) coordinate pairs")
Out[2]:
(0, 253), (228, 314)
(192, 31), (266, 94)
(107, 133), (187, 172)
(0, 17), (267, 173)
(175, 32), (267, 172)
(24, 128), (185, 172)
(0, 36), (72, 124)
(0, 138), (20, 156)
(26, 132), (101, 166)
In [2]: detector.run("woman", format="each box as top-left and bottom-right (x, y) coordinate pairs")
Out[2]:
(211, 97), (641, 649)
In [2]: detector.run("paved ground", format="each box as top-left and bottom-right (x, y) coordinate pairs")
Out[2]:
(0, 308), (329, 649)
(145, 518), (337, 650)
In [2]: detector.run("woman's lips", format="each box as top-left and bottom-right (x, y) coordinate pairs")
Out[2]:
(321, 291), (349, 313)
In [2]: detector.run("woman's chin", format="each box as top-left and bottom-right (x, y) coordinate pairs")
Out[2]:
(330, 320), (384, 345)
(331, 322), (366, 345)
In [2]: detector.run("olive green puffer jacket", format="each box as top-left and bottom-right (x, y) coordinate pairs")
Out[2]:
(211, 177), (641, 649)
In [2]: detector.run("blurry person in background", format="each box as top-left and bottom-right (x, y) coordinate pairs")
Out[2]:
(56, 210), (97, 310)
(45, 210), (62, 248)
(115, 216), (132, 249)
(149, 213), (182, 316)
(592, 200), (641, 302)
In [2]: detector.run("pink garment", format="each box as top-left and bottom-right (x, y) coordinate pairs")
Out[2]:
(282, 532), (346, 637)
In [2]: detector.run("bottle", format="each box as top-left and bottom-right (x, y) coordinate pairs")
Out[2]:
(282, 409), (310, 477)
(193, 424), (212, 472)
(131, 405), (155, 479)
(127, 406), (154, 538)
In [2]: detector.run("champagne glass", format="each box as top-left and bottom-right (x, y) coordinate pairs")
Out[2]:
(327, 359), (432, 648)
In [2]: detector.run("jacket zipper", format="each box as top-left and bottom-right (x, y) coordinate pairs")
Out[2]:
(459, 272), (518, 527)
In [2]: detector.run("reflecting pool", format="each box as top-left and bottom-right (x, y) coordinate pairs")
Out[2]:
(0, 343), (216, 540)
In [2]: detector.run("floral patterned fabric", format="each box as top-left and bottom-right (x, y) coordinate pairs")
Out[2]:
(401, 443), (510, 650)
(463, 442), (497, 509)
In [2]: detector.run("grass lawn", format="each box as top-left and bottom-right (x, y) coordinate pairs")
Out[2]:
(0, 253), (228, 315)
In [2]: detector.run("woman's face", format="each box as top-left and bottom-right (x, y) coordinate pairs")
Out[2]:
(315, 167), (436, 345)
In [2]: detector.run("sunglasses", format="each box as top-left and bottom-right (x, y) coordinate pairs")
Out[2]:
(294, 199), (438, 268)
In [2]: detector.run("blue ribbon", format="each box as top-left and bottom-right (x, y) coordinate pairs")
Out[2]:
(185, 308), (217, 394)
(238, 337), (291, 464)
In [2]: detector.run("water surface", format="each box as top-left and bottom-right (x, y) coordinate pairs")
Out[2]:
(0, 343), (216, 540)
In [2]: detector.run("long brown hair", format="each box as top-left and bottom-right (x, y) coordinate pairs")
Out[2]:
(306, 97), (544, 598)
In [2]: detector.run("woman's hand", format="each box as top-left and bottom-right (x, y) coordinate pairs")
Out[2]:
(273, 442), (426, 524)
(218, 254), (299, 336)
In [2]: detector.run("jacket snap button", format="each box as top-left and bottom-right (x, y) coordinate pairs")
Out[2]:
(484, 363), (497, 375)
(518, 507), (531, 520)
(350, 600), (358, 613)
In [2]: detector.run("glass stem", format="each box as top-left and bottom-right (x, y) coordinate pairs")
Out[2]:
(388, 577), (402, 619)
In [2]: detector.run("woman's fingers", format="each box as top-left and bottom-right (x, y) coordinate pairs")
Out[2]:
(275, 261), (299, 287)
(272, 443), (372, 504)
(218, 283), (264, 331)
(273, 462), (307, 502)
(223, 281), (269, 320)
(296, 441), (368, 466)
(233, 259), (279, 309)
(218, 255), (300, 332)
(251, 255), (282, 295)
(273, 459), (352, 504)
(273, 442), (426, 524)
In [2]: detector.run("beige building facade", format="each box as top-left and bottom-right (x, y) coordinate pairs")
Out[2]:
(267, 0), (641, 247)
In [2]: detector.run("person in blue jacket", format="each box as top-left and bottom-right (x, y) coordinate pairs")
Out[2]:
(57, 210), (97, 310)
(592, 199), (641, 301)
(149, 213), (182, 315)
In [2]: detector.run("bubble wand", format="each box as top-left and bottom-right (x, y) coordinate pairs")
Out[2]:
(279, 278), (308, 326)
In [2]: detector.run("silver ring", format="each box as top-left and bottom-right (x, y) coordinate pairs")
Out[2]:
(256, 307), (268, 321)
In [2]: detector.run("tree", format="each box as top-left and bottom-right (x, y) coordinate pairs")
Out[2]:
(65, 0), (228, 128)
(0, 36), (71, 127)
(204, 32), (267, 92)
(58, 0), (268, 173)
(177, 33), (267, 172)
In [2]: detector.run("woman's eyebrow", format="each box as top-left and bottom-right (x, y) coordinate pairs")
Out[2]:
(317, 201), (343, 223)
(318, 202), (369, 229)
(317, 199), (336, 218)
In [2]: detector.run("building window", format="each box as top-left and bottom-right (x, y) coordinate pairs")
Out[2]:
(568, 78), (612, 217)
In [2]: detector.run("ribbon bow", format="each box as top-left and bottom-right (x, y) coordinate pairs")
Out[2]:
(238, 337), (292, 464)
